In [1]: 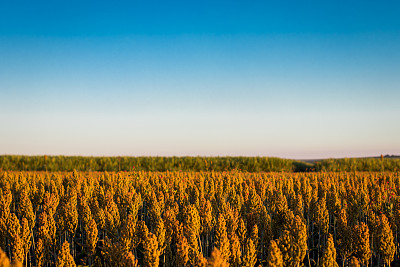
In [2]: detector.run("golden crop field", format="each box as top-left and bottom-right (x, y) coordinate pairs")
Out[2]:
(1, 170), (400, 267)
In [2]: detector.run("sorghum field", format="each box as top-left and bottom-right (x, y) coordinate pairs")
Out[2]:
(1, 170), (400, 267)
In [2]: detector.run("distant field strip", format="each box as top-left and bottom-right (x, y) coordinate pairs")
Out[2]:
(1, 155), (400, 172)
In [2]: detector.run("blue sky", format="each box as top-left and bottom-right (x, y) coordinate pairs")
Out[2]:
(1, 1), (399, 159)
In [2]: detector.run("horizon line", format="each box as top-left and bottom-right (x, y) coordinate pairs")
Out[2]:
(1, 153), (399, 161)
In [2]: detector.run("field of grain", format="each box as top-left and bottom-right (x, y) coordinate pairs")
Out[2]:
(1, 170), (400, 266)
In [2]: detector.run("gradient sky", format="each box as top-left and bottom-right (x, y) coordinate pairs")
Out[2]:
(1, 1), (399, 159)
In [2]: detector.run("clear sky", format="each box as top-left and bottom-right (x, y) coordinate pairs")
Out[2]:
(1, 1), (399, 159)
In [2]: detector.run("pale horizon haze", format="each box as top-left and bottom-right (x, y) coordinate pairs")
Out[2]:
(1, 1), (399, 159)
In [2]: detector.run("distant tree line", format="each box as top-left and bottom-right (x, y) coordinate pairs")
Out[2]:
(1, 155), (399, 172)
(314, 157), (400, 172)
(0, 155), (312, 172)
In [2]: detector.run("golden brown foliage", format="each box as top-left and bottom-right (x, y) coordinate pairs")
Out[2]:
(352, 222), (371, 265)
(348, 256), (360, 267)
(243, 238), (257, 267)
(319, 234), (338, 267)
(207, 248), (229, 267)
(0, 247), (10, 267)
(266, 240), (283, 267)
(214, 214), (230, 262)
(56, 241), (76, 267)
(143, 233), (161, 267)
(377, 214), (395, 266)
(1, 170), (400, 267)
(85, 218), (98, 256)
